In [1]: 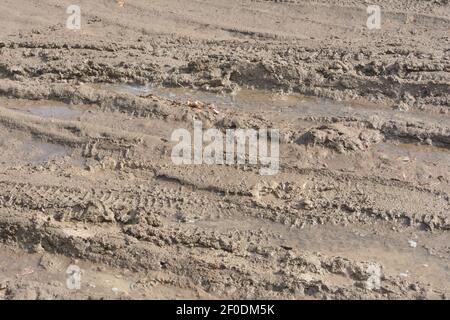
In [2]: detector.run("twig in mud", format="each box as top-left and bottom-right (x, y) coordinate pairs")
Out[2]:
(186, 100), (219, 114)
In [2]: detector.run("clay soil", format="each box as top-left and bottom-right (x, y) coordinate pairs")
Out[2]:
(0, 0), (449, 300)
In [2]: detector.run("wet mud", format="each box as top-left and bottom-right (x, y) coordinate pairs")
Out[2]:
(0, 0), (449, 300)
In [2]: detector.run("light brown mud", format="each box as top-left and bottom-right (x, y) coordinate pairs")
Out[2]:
(0, 0), (449, 300)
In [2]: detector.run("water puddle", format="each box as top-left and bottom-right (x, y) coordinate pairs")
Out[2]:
(195, 217), (450, 291)
(93, 83), (308, 112)
(91, 83), (392, 117)
(22, 140), (69, 164)
(9, 105), (84, 120)
(91, 83), (449, 125)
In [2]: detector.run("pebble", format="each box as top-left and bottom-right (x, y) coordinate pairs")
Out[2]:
(408, 240), (417, 248)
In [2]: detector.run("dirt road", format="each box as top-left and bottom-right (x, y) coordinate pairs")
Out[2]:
(0, 0), (449, 299)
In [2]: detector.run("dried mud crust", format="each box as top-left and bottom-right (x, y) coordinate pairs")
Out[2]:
(0, 0), (449, 300)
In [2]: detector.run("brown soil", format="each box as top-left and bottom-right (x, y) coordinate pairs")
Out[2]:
(0, 0), (449, 300)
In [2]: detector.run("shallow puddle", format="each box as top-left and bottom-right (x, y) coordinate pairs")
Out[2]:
(10, 105), (83, 120)
(91, 83), (450, 125)
(94, 83), (309, 112)
(91, 83), (391, 116)
(22, 140), (69, 164)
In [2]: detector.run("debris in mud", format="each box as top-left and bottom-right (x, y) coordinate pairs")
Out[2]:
(185, 100), (219, 115)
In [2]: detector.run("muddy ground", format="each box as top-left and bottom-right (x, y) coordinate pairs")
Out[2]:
(0, 0), (449, 300)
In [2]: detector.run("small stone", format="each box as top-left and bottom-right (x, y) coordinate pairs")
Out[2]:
(408, 240), (417, 248)
(393, 102), (410, 112)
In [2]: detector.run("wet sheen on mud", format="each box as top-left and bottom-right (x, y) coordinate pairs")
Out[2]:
(23, 139), (69, 164)
(93, 83), (450, 125)
(94, 83), (450, 160)
(93, 83), (386, 116)
(8, 105), (84, 120)
(194, 217), (450, 292)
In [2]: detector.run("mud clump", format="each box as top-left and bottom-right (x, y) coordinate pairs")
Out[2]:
(297, 124), (384, 153)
